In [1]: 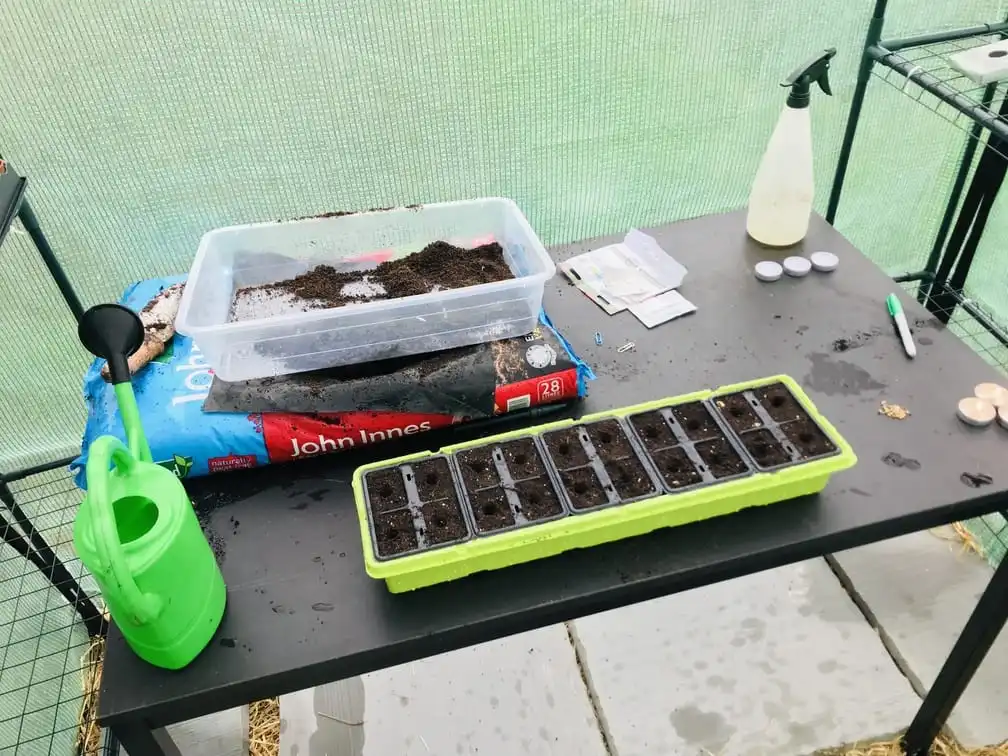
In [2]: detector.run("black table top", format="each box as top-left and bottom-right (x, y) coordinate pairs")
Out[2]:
(100, 211), (1008, 727)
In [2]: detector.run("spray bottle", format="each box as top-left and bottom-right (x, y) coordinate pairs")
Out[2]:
(746, 48), (837, 247)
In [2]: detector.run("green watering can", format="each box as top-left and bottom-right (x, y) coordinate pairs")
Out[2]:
(73, 304), (226, 669)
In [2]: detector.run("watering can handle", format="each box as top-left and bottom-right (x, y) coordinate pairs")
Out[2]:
(86, 435), (163, 624)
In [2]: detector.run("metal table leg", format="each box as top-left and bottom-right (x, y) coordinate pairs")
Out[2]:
(112, 722), (182, 756)
(902, 545), (1008, 756)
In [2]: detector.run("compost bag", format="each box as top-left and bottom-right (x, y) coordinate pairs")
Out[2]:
(72, 275), (592, 488)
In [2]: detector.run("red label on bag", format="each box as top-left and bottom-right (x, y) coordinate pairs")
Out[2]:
(493, 368), (579, 415)
(260, 412), (457, 462)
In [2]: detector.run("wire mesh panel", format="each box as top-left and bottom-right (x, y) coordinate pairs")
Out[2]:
(0, 468), (106, 755)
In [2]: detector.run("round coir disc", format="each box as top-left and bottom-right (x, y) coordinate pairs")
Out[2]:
(754, 261), (783, 282)
(810, 251), (839, 272)
(783, 256), (812, 277)
(974, 382), (1008, 408)
(957, 397), (996, 427)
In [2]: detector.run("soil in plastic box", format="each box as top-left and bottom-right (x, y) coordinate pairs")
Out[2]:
(628, 401), (752, 492)
(456, 437), (563, 534)
(231, 240), (513, 319)
(544, 418), (658, 512)
(363, 456), (469, 558)
(713, 383), (837, 469)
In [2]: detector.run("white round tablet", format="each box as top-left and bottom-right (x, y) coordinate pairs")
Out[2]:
(783, 256), (812, 277)
(754, 261), (783, 282)
(957, 397), (996, 427)
(974, 382), (1008, 408)
(998, 405), (1008, 430)
(810, 251), (839, 272)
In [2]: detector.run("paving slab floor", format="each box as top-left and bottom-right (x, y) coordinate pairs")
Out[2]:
(116, 543), (1005, 756)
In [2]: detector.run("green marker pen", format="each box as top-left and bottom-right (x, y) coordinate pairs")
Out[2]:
(886, 293), (916, 358)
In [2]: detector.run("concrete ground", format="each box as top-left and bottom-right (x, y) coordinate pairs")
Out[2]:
(145, 527), (1007, 756)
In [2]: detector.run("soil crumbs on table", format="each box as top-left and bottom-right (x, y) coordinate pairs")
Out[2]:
(695, 438), (749, 479)
(375, 509), (418, 557)
(671, 402), (722, 440)
(471, 488), (515, 532)
(515, 478), (564, 520)
(781, 419), (836, 459)
(230, 241), (512, 320)
(413, 458), (455, 501)
(562, 467), (610, 510)
(421, 499), (468, 545)
(365, 468), (408, 513)
(629, 411), (678, 451)
(651, 447), (703, 489)
(543, 427), (590, 468)
(603, 455), (655, 499)
(739, 428), (792, 468)
(500, 438), (546, 479)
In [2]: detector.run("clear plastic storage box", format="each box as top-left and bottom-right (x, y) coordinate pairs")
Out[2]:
(175, 198), (555, 381)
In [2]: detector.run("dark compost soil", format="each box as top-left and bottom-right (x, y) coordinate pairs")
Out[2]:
(421, 499), (468, 545)
(738, 428), (791, 468)
(671, 402), (721, 441)
(628, 411), (678, 452)
(755, 383), (809, 424)
(365, 469), (409, 513)
(543, 428), (590, 467)
(650, 447), (703, 489)
(374, 509), (418, 556)
(714, 394), (764, 433)
(561, 467), (609, 511)
(585, 419), (634, 458)
(780, 419), (836, 459)
(471, 488), (515, 532)
(514, 478), (564, 520)
(413, 458), (455, 501)
(457, 447), (500, 490)
(232, 241), (513, 317)
(603, 455), (655, 499)
(694, 438), (749, 479)
(500, 438), (546, 479)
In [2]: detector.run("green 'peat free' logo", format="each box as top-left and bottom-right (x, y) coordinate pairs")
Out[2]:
(157, 454), (193, 479)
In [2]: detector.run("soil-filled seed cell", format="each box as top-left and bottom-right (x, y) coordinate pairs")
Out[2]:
(629, 411), (678, 451)
(695, 437), (748, 479)
(365, 469), (409, 513)
(671, 402), (721, 441)
(739, 428), (791, 468)
(374, 509), (418, 556)
(421, 500), (467, 545)
(585, 419), (635, 459)
(514, 478), (564, 520)
(471, 488), (515, 532)
(561, 467), (610, 511)
(714, 394), (763, 433)
(756, 383), (808, 423)
(500, 437), (546, 478)
(603, 455), (656, 499)
(651, 447), (703, 489)
(457, 447), (500, 489)
(781, 419), (836, 459)
(543, 427), (590, 468)
(413, 458), (455, 501)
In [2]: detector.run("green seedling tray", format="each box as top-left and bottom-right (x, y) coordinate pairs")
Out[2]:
(352, 375), (856, 592)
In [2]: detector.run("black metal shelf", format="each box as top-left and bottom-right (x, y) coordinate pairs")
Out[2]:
(870, 21), (1008, 159)
(0, 162), (27, 249)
